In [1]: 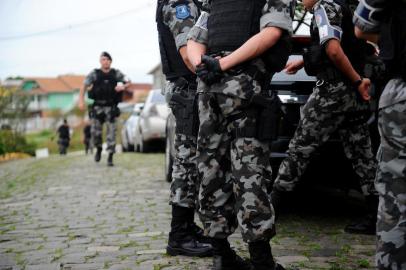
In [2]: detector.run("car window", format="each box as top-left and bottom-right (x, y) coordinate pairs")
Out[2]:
(150, 91), (165, 104)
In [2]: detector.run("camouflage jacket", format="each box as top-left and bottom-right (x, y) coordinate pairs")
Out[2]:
(162, 0), (200, 51)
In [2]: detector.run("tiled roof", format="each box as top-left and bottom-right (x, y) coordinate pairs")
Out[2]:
(58, 75), (86, 90)
(24, 75), (86, 93)
(127, 83), (152, 92)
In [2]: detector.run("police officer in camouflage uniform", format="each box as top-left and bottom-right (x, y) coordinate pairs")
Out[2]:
(187, 0), (294, 268)
(79, 52), (130, 167)
(156, 0), (213, 257)
(354, 0), (406, 268)
(270, 0), (379, 235)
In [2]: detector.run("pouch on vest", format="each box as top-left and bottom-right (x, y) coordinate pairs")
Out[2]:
(303, 45), (325, 76)
(171, 92), (199, 136)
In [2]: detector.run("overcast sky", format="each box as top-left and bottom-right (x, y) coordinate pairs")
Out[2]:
(0, 0), (160, 83)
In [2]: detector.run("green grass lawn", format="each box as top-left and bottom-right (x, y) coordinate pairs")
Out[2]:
(26, 122), (124, 154)
(26, 126), (86, 154)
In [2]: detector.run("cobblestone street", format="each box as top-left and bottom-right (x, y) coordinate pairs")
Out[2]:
(0, 153), (376, 270)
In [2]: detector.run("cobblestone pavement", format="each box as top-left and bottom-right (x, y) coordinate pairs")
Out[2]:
(0, 153), (376, 270)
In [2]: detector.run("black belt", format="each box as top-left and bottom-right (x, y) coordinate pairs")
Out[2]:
(316, 68), (343, 82)
(93, 101), (115, 106)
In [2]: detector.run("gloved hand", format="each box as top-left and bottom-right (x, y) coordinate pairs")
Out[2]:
(196, 55), (223, 85)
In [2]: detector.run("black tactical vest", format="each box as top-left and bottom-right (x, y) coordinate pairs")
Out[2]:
(207, 0), (265, 54)
(309, 0), (368, 74)
(379, 0), (406, 79)
(89, 69), (122, 105)
(156, 0), (195, 81)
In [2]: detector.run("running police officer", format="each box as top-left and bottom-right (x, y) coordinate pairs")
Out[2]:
(156, 0), (212, 257)
(354, 0), (406, 268)
(78, 52), (130, 167)
(187, 0), (294, 268)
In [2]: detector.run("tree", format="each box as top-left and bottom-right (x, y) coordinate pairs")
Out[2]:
(0, 86), (35, 156)
(0, 86), (31, 133)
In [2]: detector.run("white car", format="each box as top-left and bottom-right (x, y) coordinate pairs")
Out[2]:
(121, 103), (144, 152)
(134, 89), (169, 152)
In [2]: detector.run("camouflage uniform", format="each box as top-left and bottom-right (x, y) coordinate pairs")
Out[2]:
(354, 1), (406, 268)
(273, 0), (377, 198)
(84, 69), (129, 154)
(90, 106), (118, 154)
(188, 0), (294, 242)
(161, 0), (200, 209)
(376, 80), (406, 270)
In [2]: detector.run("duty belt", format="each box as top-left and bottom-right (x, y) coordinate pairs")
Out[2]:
(93, 100), (116, 107)
(316, 68), (344, 82)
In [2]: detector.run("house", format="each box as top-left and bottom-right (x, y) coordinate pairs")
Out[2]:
(148, 64), (165, 90)
(21, 75), (86, 114)
(1, 78), (24, 89)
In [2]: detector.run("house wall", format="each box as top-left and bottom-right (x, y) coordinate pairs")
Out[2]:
(28, 95), (48, 111)
(151, 67), (165, 90)
(48, 92), (77, 111)
(22, 81), (36, 91)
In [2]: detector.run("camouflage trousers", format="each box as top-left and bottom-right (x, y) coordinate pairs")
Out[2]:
(196, 92), (275, 242)
(274, 80), (377, 196)
(91, 105), (117, 154)
(169, 132), (199, 208)
(376, 99), (406, 270)
(167, 78), (200, 209)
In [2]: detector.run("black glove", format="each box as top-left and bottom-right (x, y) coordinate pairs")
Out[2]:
(196, 55), (223, 85)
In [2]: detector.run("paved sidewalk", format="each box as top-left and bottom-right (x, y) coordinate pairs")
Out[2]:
(0, 153), (376, 270)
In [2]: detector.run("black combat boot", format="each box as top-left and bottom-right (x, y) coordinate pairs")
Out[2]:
(107, 153), (114, 167)
(167, 205), (213, 257)
(94, 147), (102, 162)
(189, 221), (212, 244)
(212, 238), (252, 270)
(344, 195), (378, 235)
(248, 240), (286, 270)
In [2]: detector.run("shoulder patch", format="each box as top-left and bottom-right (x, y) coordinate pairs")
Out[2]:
(175, 4), (190, 19)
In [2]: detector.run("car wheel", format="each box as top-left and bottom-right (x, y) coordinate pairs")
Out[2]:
(165, 134), (173, 182)
(128, 143), (134, 152)
(139, 137), (149, 153)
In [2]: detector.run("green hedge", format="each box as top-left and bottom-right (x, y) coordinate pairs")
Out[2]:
(0, 130), (37, 156)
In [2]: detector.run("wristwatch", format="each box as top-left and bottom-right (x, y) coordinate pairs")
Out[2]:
(352, 77), (363, 87)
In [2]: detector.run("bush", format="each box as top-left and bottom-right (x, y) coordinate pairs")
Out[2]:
(0, 130), (37, 156)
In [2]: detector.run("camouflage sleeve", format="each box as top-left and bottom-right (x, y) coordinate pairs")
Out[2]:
(353, 0), (388, 33)
(313, 0), (343, 45)
(187, 11), (209, 45)
(115, 69), (131, 83)
(83, 70), (97, 87)
(260, 0), (294, 34)
(163, 0), (199, 50)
